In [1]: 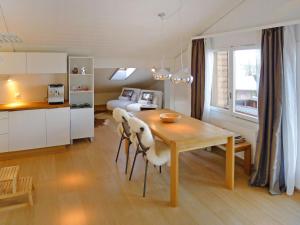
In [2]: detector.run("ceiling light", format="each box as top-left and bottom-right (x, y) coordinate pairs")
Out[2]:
(171, 70), (193, 84)
(153, 68), (172, 80)
(110, 68), (136, 80)
(153, 12), (172, 81)
(172, 0), (194, 85)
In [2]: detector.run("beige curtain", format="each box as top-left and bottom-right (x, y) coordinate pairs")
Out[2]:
(250, 27), (286, 194)
(191, 39), (205, 120)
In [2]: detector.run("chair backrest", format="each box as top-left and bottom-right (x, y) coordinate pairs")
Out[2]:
(112, 108), (130, 123)
(128, 117), (154, 151)
(113, 108), (131, 137)
(121, 116), (131, 138)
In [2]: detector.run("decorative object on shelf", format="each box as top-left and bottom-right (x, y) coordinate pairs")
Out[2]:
(160, 112), (181, 123)
(171, 0), (193, 85)
(72, 67), (79, 74)
(81, 67), (86, 75)
(153, 12), (172, 81)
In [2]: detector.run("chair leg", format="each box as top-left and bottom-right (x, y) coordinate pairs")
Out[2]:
(115, 137), (123, 163)
(159, 166), (162, 174)
(143, 160), (149, 197)
(129, 148), (139, 181)
(125, 143), (131, 174)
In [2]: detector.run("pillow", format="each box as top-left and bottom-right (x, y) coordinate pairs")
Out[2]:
(140, 92), (154, 104)
(121, 89), (134, 98)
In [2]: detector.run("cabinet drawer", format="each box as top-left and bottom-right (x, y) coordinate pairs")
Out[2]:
(0, 134), (9, 153)
(0, 119), (8, 134)
(0, 112), (8, 120)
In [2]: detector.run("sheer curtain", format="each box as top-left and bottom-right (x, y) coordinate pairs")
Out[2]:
(283, 25), (300, 195)
(202, 38), (214, 122)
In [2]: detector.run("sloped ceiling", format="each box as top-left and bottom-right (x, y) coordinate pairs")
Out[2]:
(0, 0), (242, 66)
(94, 68), (160, 93)
(204, 0), (300, 35)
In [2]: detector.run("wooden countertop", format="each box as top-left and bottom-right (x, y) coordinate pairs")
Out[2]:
(0, 101), (70, 112)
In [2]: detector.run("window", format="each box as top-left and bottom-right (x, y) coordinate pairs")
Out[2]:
(233, 49), (260, 117)
(210, 47), (260, 121)
(110, 68), (136, 80)
(211, 51), (229, 109)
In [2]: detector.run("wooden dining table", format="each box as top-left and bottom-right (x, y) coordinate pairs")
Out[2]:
(133, 109), (235, 207)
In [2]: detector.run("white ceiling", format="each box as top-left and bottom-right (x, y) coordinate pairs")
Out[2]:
(204, 0), (300, 36)
(94, 68), (160, 93)
(0, 0), (241, 66)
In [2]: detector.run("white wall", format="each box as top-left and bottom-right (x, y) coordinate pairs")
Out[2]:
(0, 74), (68, 104)
(94, 92), (120, 105)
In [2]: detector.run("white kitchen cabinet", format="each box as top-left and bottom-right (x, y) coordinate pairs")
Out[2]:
(9, 109), (46, 151)
(0, 118), (8, 135)
(46, 107), (70, 147)
(0, 111), (9, 153)
(0, 52), (27, 74)
(71, 108), (94, 140)
(0, 134), (9, 153)
(27, 52), (67, 74)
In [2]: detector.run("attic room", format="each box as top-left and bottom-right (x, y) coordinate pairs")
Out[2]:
(0, 0), (300, 224)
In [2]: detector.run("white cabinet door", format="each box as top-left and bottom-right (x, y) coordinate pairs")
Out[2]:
(9, 110), (46, 151)
(71, 108), (94, 140)
(27, 53), (67, 74)
(0, 134), (9, 153)
(0, 119), (8, 135)
(46, 107), (70, 147)
(0, 52), (27, 74)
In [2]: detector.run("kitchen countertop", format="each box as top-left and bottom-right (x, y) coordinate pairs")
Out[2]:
(0, 101), (70, 112)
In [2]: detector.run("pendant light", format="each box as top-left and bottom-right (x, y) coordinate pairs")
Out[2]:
(153, 12), (172, 81)
(171, 0), (193, 85)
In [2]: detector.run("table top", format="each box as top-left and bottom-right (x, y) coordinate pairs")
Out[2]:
(0, 101), (70, 112)
(135, 109), (234, 151)
(0, 166), (19, 182)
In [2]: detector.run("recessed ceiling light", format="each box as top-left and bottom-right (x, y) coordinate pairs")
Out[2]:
(0, 33), (22, 43)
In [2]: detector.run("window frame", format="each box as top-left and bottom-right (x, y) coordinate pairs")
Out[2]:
(210, 45), (260, 124)
(210, 48), (231, 111)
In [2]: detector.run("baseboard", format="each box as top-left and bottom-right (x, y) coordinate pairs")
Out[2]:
(0, 145), (70, 161)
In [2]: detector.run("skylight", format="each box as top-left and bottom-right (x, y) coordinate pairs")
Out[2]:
(110, 68), (136, 80)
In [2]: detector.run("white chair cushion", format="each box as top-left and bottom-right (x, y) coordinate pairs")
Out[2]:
(107, 99), (135, 111)
(126, 103), (142, 112)
(147, 140), (170, 166)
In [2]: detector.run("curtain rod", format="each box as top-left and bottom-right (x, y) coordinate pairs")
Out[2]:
(192, 19), (300, 40)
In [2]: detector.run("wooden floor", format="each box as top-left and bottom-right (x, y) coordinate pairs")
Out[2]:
(0, 115), (300, 225)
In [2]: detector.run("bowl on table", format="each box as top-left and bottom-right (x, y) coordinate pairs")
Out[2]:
(160, 113), (181, 123)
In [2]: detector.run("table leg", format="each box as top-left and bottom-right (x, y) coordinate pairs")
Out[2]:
(226, 136), (235, 190)
(170, 142), (179, 207)
(244, 146), (252, 175)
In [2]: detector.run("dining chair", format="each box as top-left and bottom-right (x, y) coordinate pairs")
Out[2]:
(128, 116), (170, 197)
(112, 108), (132, 174)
